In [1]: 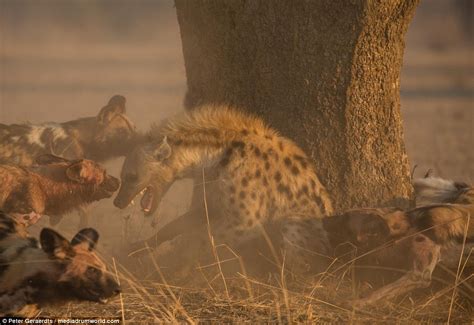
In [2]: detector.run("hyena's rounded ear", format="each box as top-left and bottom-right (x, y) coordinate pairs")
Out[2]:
(153, 136), (172, 161)
(40, 228), (72, 259)
(71, 228), (99, 251)
(97, 95), (127, 124)
(35, 154), (70, 165)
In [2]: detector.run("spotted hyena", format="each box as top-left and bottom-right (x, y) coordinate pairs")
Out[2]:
(0, 211), (120, 316)
(318, 176), (474, 307)
(0, 154), (120, 227)
(114, 106), (333, 274)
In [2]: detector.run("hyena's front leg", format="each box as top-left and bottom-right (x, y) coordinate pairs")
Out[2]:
(353, 234), (441, 307)
(128, 208), (204, 256)
(156, 218), (270, 279)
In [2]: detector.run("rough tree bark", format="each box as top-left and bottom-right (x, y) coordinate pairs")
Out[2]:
(175, 0), (419, 211)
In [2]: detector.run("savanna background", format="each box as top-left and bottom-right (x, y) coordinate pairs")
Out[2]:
(0, 0), (472, 322)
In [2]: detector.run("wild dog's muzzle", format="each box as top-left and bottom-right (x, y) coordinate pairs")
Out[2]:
(103, 175), (120, 193)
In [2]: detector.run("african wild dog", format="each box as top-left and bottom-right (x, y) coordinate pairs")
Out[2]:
(0, 211), (120, 316)
(115, 105), (333, 275)
(0, 154), (120, 226)
(384, 175), (472, 244)
(414, 175), (473, 206)
(0, 95), (136, 165)
(319, 175), (473, 307)
(0, 95), (135, 226)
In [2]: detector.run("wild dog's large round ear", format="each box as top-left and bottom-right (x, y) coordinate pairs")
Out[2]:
(153, 136), (172, 161)
(35, 154), (70, 165)
(65, 160), (102, 184)
(40, 228), (72, 259)
(97, 95), (127, 124)
(65, 161), (88, 183)
(423, 169), (434, 178)
(71, 228), (99, 251)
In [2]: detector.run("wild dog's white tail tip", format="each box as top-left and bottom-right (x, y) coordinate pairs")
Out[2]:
(414, 176), (470, 206)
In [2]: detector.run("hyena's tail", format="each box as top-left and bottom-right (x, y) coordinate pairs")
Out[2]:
(413, 176), (471, 206)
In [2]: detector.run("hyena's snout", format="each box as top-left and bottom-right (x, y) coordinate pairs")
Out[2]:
(113, 184), (135, 209)
(113, 192), (127, 209)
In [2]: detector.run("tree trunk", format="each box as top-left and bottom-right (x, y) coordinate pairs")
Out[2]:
(175, 0), (419, 211)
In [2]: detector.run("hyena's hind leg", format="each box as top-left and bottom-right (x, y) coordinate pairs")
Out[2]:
(353, 233), (441, 307)
(279, 217), (332, 276)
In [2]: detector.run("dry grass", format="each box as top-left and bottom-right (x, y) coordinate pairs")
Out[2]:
(37, 184), (473, 324)
(38, 248), (473, 324)
(2, 1), (472, 323)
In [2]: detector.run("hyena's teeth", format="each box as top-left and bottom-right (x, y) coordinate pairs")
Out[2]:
(130, 199), (135, 206)
(140, 188), (146, 195)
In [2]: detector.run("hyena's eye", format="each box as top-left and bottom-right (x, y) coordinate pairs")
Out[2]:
(125, 173), (138, 183)
(86, 266), (102, 279)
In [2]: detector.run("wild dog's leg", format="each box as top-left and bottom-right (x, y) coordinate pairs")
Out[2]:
(0, 286), (37, 316)
(77, 206), (89, 228)
(280, 217), (331, 274)
(49, 207), (90, 228)
(49, 215), (63, 226)
(353, 234), (441, 307)
(11, 211), (42, 228)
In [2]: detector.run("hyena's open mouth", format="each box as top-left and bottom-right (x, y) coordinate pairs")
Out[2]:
(116, 183), (163, 216)
(140, 186), (155, 214)
(124, 185), (156, 215)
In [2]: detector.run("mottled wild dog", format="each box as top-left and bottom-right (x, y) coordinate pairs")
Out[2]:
(0, 95), (136, 226)
(0, 154), (120, 226)
(414, 175), (473, 206)
(322, 175), (473, 306)
(0, 211), (120, 316)
(0, 95), (136, 165)
(115, 106), (333, 274)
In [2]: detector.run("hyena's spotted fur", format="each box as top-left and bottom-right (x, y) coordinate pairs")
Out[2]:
(115, 106), (333, 274)
(0, 211), (120, 316)
(0, 95), (136, 166)
(0, 154), (120, 226)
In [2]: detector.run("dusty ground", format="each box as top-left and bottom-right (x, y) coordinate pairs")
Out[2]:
(0, 0), (472, 323)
